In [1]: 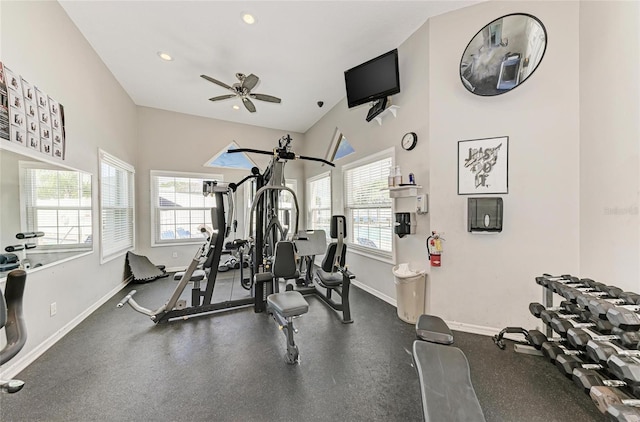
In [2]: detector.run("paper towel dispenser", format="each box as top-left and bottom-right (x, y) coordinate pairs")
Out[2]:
(468, 197), (503, 233)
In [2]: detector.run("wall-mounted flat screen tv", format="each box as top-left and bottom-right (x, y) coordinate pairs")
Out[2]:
(344, 49), (400, 108)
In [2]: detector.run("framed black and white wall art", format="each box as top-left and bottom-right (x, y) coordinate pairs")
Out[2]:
(458, 136), (508, 195)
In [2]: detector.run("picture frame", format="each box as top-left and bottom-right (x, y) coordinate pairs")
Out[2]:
(458, 136), (508, 195)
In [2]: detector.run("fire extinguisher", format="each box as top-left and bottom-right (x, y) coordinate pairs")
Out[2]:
(426, 231), (444, 267)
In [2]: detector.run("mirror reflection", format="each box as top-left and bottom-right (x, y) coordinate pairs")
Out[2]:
(1, 147), (92, 278)
(460, 13), (547, 96)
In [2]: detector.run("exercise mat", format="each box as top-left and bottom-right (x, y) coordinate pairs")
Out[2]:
(125, 251), (168, 284)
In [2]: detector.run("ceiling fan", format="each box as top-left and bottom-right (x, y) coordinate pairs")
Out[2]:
(200, 73), (281, 113)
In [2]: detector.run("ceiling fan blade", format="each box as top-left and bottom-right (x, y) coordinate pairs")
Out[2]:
(242, 73), (259, 91)
(242, 97), (256, 113)
(250, 93), (281, 103)
(209, 94), (237, 102)
(200, 74), (233, 91)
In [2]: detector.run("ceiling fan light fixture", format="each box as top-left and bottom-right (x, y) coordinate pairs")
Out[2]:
(157, 51), (173, 61)
(241, 12), (256, 25)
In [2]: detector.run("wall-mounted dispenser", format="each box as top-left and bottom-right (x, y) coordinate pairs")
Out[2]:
(395, 212), (416, 238)
(416, 194), (428, 214)
(468, 197), (503, 233)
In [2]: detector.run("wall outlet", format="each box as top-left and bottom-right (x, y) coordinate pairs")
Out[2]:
(172, 252), (178, 258)
(50, 302), (57, 317)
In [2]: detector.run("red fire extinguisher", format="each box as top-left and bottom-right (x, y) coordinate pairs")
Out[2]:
(426, 231), (444, 267)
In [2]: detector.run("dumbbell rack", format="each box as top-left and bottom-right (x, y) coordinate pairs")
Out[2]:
(535, 274), (640, 419)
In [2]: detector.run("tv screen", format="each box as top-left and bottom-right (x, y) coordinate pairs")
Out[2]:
(344, 49), (400, 108)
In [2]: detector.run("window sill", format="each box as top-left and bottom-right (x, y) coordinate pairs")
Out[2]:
(152, 240), (205, 248)
(347, 244), (394, 265)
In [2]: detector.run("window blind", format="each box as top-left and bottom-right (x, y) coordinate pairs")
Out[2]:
(21, 165), (92, 248)
(99, 151), (134, 262)
(151, 172), (220, 245)
(344, 155), (393, 253)
(307, 173), (331, 233)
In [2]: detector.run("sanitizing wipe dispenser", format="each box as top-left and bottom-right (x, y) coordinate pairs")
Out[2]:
(468, 197), (503, 233)
(394, 212), (416, 237)
(392, 263), (426, 324)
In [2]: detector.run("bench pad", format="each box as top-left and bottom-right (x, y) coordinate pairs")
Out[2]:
(416, 314), (454, 345)
(412, 341), (485, 422)
(267, 291), (309, 318)
(173, 269), (206, 282)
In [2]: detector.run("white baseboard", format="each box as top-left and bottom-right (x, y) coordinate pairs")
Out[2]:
(0, 279), (130, 380)
(445, 320), (501, 337)
(352, 280), (500, 338)
(352, 279), (397, 307)
(165, 266), (185, 273)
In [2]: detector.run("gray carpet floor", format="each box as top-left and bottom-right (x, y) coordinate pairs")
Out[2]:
(1, 270), (603, 421)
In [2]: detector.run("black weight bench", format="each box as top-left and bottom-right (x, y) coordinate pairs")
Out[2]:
(412, 340), (486, 422)
(263, 241), (310, 364)
(415, 314), (454, 345)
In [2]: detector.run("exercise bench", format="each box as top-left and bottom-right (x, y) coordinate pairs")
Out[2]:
(262, 241), (309, 364)
(412, 340), (486, 422)
(415, 314), (454, 345)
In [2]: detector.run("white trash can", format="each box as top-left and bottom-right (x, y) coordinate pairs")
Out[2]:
(392, 263), (426, 324)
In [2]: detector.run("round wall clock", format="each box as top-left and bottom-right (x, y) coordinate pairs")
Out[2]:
(401, 132), (417, 151)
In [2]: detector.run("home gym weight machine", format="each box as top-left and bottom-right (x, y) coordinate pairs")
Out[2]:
(228, 135), (355, 323)
(117, 180), (260, 322)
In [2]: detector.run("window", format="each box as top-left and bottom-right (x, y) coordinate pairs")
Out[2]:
(307, 172), (332, 235)
(278, 179), (298, 233)
(20, 162), (92, 250)
(99, 150), (135, 263)
(343, 150), (393, 257)
(151, 171), (221, 246)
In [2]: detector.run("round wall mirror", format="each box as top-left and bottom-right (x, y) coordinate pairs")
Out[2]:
(460, 13), (547, 96)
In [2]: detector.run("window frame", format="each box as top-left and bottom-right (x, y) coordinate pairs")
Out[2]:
(99, 149), (135, 264)
(306, 171), (332, 235)
(150, 170), (223, 247)
(342, 148), (395, 262)
(19, 160), (93, 252)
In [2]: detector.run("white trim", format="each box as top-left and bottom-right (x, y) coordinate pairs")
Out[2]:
(0, 278), (131, 380)
(352, 279), (500, 338)
(341, 146), (395, 171)
(99, 150), (136, 264)
(445, 320), (503, 337)
(352, 279), (397, 306)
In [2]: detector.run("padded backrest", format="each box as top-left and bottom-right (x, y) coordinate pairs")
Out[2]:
(330, 215), (347, 240)
(321, 242), (347, 273)
(272, 241), (298, 279)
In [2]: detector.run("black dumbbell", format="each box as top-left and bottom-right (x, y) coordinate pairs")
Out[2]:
(566, 325), (634, 351)
(606, 403), (640, 421)
(590, 386), (640, 414)
(553, 316), (613, 341)
(572, 367), (630, 394)
(541, 341), (581, 363)
(607, 305), (640, 332)
(586, 339), (640, 367)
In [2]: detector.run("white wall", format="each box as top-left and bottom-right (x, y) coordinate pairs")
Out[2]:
(1, 0), (137, 373)
(136, 106), (304, 268)
(579, 1), (640, 292)
(428, 1), (580, 330)
(302, 21), (432, 302)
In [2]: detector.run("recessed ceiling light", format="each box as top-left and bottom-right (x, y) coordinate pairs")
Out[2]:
(157, 51), (173, 61)
(232, 105), (240, 110)
(241, 12), (256, 25)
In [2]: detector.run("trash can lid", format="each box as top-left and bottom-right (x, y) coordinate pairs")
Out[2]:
(392, 263), (425, 278)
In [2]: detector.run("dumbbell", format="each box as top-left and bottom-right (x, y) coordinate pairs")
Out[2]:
(573, 352), (640, 392)
(552, 315), (613, 341)
(555, 353), (600, 378)
(590, 386), (640, 413)
(607, 304), (640, 332)
(586, 339), (640, 367)
(566, 325), (637, 351)
(606, 403), (640, 421)
(541, 341), (581, 363)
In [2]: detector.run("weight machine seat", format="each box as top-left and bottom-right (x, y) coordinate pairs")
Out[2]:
(267, 291), (309, 318)
(412, 340), (486, 422)
(416, 314), (454, 345)
(315, 242), (347, 287)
